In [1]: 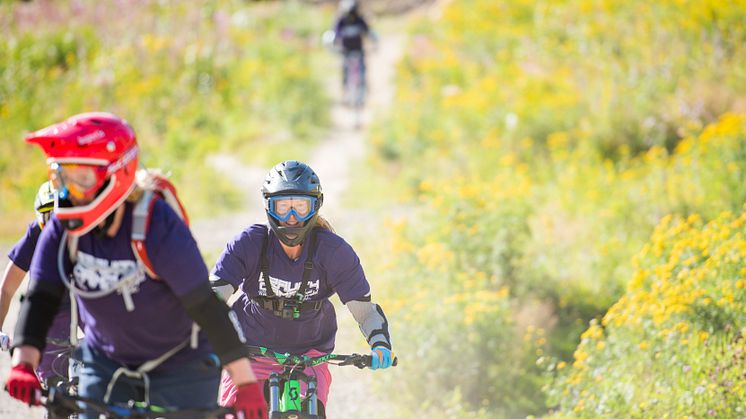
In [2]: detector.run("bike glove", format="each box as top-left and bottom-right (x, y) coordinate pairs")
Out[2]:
(233, 382), (266, 419)
(4, 362), (42, 406)
(370, 346), (394, 370)
(0, 331), (10, 351)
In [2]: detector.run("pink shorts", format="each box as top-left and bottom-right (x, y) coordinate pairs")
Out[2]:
(220, 349), (333, 408)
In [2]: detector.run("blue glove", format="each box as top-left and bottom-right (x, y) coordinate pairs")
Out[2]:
(0, 331), (10, 351)
(370, 346), (394, 370)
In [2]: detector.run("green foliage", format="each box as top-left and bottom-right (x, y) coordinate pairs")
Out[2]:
(0, 0), (332, 239)
(379, 221), (547, 416)
(362, 0), (746, 416)
(547, 212), (746, 416)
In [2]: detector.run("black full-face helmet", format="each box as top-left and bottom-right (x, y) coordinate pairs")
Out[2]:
(262, 160), (323, 247)
(339, 0), (359, 15)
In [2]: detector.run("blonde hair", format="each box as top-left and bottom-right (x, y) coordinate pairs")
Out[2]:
(126, 168), (168, 203)
(315, 215), (335, 233)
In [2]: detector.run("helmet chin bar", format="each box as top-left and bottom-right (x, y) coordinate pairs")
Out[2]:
(62, 218), (84, 231)
(268, 214), (318, 247)
(55, 174), (135, 237)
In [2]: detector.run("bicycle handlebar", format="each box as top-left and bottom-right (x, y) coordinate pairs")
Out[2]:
(245, 345), (398, 369)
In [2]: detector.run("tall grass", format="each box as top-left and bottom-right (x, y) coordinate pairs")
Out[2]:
(358, 0), (746, 416)
(0, 0), (333, 241)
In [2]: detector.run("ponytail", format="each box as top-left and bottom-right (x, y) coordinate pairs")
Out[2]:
(315, 215), (335, 233)
(126, 168), (167, 203)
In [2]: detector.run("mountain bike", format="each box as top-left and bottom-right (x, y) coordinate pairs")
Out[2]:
(342, 51), (366, 128)
(43, 386), (234, 419)
(44, 337), (80, 393)
(245, 345), (397, 419)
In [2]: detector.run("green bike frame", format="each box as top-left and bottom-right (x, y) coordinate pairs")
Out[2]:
(280, 379), (302, 412)
(250, 345), (394, 419)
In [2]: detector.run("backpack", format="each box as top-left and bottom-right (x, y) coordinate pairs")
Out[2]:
(67, 169), (189, 279)
(64, 169), (196, 346)
(130, 170), (190, 279)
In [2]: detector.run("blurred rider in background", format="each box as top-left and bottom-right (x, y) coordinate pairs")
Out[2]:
(332, 0), (378, 92)
(0, 182), (76, 389)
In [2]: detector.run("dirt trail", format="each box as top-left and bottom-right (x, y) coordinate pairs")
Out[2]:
(191, 18), (409, 416)
(315, 29), (407, 419)
(0, 10), (411, 419)
(193, 19), (408, 417)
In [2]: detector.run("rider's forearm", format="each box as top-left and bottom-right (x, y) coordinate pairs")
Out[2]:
(180, 282), (250, 365)
(13, 279), (63, 352)
(368, 30), (379, 44)
(346, 299), (392, 349)
(209, 274), (237, 302)
(0, 262), (26, 330)
(224, 357), (258, 386)
(10, 345), (41, 369)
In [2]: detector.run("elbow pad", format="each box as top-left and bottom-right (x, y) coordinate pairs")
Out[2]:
(13, 281), (64, 352)
(346, 300), (392, 350)
(181, 283), (248, 365)
(209, 274), (236, 302)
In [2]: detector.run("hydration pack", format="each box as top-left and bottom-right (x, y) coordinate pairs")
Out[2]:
(130, 169), (190, 278)
(67, 169), (190, 281)
(62, 169), (198, 349)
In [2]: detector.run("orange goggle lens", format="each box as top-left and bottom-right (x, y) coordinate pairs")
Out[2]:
(49, 163), (107, 200)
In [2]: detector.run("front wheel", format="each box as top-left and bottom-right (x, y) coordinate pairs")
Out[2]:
(342, 53), (366, 110)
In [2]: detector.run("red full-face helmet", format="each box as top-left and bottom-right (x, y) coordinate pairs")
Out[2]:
(25, 112), (139, 236)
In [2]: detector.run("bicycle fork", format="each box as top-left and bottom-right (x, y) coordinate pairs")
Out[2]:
(267, 372), (319, 418)
(268, 373), (282, 419)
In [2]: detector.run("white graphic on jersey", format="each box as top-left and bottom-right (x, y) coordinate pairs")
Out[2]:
(340, 25), (364, 38)
(258, 275), (319, 300)
(73, 251), (146, 295)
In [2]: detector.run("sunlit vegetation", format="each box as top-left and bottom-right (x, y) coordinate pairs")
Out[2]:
(0, 0), (332, 239)
(361, 0), (746, 416)
(548, 212), (745, 417)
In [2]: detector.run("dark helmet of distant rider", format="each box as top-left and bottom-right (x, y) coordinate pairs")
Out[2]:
(339, 0), (359, 16)
(261, 160), (324, 247)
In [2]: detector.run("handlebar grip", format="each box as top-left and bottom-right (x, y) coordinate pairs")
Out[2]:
(360, 355), (372, 368)
(360, 354), (399, 368)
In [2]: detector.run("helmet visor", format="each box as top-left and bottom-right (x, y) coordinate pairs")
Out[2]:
(267, 195), (318, 222)
(50, 163), (107, 202)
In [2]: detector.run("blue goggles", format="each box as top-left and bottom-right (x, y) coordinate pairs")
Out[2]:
(266, 195), (318, 222)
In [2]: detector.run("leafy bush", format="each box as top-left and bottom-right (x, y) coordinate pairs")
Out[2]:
(362, 0), (746, 416)
(547, 212), (746, 417)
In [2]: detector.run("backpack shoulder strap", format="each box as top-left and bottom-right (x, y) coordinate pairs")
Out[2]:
(131, 190), (160, 279)
(294, 228), (319, 301)
(129, 171), (191, 279)
(152, 176), (189, 226)
(260, 224), (274, 297)
(260, 226), (320, 300)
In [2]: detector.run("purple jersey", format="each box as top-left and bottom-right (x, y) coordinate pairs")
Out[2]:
(8, 221), (41, 271)
(211, 224), (370, 354)
(8, 220), (73, 380)
(29, 199), (211, 370)
(334, 14), (370, 51)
